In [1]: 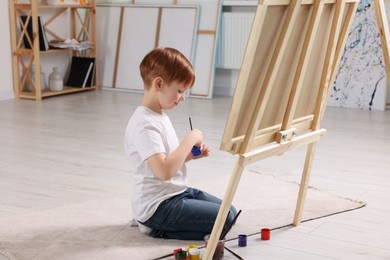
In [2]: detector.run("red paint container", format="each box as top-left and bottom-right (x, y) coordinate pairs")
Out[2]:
(261, 228), (271, 240)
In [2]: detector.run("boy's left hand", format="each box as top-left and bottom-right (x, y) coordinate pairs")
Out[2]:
(188, 144), (210, 161)
(199, 144), (210, 158)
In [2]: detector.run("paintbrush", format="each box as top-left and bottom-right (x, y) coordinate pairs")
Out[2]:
(219, 209), (242, 240)
(224, 246), (244, 260)
(189, 117), (201, 156)
(189, 117), (193, 130)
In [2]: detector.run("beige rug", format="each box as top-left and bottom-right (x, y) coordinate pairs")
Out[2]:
(0, 170), (365, 260)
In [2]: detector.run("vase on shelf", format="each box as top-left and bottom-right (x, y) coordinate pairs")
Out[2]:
(49, 67), (63, 92)
(23, 64), (47, 92)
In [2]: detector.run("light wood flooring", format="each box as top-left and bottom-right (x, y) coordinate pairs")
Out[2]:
(0, 90), (389, 259)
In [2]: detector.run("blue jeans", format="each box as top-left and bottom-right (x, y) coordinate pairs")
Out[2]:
(141, 188), (237, 240)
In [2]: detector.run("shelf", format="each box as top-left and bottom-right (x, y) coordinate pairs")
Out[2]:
(15, 4), (92, 9)
(39, 4), (93, 8)
(19, 86), (97, 99)
(15, 47), (95, 55)
(10, 0), (98, 100)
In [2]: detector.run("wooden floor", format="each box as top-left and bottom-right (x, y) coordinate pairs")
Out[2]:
(0, 90), (389, 259)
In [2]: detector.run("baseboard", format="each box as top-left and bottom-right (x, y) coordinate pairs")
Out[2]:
(0, 89), (15, 101)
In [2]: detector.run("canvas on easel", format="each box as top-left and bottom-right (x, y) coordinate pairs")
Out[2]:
(203, 0), (360, 258)
(374, 0), (390, 93)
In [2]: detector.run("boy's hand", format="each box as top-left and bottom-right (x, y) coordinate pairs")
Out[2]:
(187, 144), (210, 161)
(199, 144), (210, 157)
(188, 129), (203, 146)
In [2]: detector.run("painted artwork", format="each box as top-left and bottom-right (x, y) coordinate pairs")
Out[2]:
(329, 0), (388, 110)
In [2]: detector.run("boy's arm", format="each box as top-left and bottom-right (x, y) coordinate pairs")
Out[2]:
(147, 129), (203, 181)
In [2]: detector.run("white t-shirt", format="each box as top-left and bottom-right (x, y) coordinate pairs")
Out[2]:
(124, 106), (188, 229)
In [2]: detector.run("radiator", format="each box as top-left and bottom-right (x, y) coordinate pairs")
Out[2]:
(216, 12), (255, 69)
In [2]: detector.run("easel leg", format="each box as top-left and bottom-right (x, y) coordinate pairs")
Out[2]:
(293, 142), (317, 226)
(203, 156), (245, 260)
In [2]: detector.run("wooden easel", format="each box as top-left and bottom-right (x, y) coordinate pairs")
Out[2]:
(203, 0), (360, 258)
(374, 0), (390, 94)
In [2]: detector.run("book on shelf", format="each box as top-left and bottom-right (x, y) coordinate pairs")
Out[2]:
(20, 15), (49, 51)
(66, 56), (95, 88)
(49, 39), (93, 51)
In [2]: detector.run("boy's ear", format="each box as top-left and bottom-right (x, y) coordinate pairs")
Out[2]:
(153, 77), (163, 90)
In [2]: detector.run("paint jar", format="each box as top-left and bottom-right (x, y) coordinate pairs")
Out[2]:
(173, 248), (183, 259)
(176, 250), (187, 259)
(261, 228), (271, 240)
(238, 234), (247, 247)
(191, 146), (201, 156)
(188, 248), (200, 260)
(187, 244), (197, 252)
(204, 234), (225, 260)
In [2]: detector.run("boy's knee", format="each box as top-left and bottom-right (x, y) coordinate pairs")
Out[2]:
(230, 205), (238, 217)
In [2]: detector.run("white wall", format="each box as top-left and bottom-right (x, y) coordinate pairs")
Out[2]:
(0, 1), (15, 100)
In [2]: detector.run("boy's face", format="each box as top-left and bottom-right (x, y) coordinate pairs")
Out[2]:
(158, 80), (188, 110)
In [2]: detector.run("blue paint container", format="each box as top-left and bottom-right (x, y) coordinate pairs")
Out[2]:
(191, 146), (201, 156)
(238, 234), (247, 247)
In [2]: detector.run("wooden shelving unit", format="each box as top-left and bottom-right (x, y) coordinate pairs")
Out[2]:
(9, 0), (98, 100)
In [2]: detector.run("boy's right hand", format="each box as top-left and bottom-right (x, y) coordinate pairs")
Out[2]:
(188, 129), (203, 146)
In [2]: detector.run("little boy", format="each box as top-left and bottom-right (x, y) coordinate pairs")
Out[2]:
(125, 47), (237, 240)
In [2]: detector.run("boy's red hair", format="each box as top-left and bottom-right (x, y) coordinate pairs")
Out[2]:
(139, 47), (195, 90)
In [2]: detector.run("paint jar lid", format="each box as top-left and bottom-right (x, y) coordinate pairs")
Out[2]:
(189, 248), (200, 256)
